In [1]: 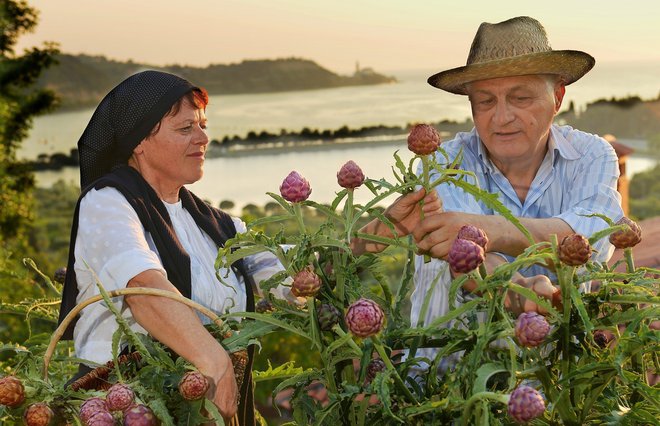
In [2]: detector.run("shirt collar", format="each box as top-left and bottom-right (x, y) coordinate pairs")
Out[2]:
(549, 125), (581, 161)
(475, 125), (581, 172)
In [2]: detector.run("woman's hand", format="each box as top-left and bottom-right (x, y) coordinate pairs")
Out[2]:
(203, 351), (239, 421)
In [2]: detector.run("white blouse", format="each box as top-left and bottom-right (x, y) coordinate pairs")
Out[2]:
(73, 187), (286, 364)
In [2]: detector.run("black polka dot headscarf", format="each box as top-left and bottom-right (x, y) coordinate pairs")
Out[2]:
(77, 70), (197, 189)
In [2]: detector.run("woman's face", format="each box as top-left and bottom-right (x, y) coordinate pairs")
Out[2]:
(133, 100), (209, 190)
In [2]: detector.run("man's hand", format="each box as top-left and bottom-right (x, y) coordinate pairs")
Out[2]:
(505, 274), (560, 316)
(351, 188), (442, 255)
(384, 188), (443, 236)
(413, 211), (483, 259)
(414, 213), (574, 260)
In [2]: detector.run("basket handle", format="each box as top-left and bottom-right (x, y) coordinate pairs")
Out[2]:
(44, 287), (225, 381)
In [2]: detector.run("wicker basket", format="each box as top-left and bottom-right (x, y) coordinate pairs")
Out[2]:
(44, 287), (246, 423)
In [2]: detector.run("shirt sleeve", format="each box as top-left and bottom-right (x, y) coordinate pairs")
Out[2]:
(554, 143), (623, 262)
(75, 187), (165, 295)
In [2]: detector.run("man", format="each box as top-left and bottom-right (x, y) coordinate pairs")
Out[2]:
(408, 16), (623, 368)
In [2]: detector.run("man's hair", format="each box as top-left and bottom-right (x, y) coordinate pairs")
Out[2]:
(465, 74), (564, 97)
(542, 74), (564, 92)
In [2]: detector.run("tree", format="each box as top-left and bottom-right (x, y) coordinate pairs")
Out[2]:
(0, 0), (59, 249)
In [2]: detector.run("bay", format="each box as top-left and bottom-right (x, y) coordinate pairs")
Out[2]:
(21, 64), (660, 209)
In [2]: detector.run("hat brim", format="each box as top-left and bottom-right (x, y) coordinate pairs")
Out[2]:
(428, 50), (594, 95)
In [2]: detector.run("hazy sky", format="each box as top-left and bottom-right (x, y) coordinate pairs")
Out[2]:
(16, 0), (660, 73)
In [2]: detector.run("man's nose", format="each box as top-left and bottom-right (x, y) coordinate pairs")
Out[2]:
(493, 99), (515, 125)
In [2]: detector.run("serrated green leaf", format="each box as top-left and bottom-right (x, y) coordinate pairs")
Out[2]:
(265, 191), (295, 214)
(247, 214), (292, 229)
(425, 299), (483, 330)
(570, 284), (594, 333)
(450, 178), (534, 245)
(373, 369), (403, 423)
(472, 362), (508, 394)
(253, 360), (308, 383)
(272, 369), (322, 398)
(220, 321), (277, 351)
(203, 399), (226, 425)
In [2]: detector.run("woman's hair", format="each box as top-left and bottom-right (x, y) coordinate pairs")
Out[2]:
(148, 87), (209, 137)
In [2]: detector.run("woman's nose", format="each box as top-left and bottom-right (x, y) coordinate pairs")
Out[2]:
(193, 125), (209, 145)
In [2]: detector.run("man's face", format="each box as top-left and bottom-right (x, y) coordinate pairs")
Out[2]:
(467, 75), (564, 168)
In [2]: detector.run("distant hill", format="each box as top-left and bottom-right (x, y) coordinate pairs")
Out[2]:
(558, 95), (660, 140)
(37, 54), (397, 110)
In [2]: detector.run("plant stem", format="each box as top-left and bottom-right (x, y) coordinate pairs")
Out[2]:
(558, 266), (574, 384)
(333, 326), (363, 357)
(372, 335), (418, 404)
(624, 248), (635, 273)
(293, 202), (306, 235)
(421, 155), (431, 263)
(345, 189), (354, 244)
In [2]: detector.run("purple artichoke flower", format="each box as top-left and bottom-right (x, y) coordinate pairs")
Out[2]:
(609, 217), (642, 249)
(515, 312), (551, 347)
(178, 371), (210, 401)
(85, 410), (115, 426)
(337, 160), (366, 189)
(456, 225), (488, 250)
(345, 298), (385, 338)
(123, 404), (158, 426)
(53, 266), (67, 283)
(407, 123), (440, 155)
(79, 397), (110, 424)
(0, 375), (25, 408)
(447, 238), (485, 273)
(23, 402), (54, 426)
(365, 359), (386, 385)
(279, 171), (312, 203)
(291, 266), (322, 297)
(593, 329), (614, 348)
(508, 385), (545, 423)
(255, 298), (274, 313)
(317, 303), (341, 331)
(106, 383), (135, 412)
(558, 234), (591, 266)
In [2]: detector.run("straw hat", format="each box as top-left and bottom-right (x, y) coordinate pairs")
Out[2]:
(428, 16), (595, 95)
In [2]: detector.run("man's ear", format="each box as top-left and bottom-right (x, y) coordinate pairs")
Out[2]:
(554, 83), (566, 113)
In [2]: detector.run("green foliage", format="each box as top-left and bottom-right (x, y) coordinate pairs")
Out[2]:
(629, 164), (660, 220)
(2, 144), (658, 424)
(214, 150), (659, 425)
(0, 0), (59, 250)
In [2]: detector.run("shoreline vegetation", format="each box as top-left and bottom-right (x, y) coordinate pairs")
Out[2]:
(28, 93), (660, 172)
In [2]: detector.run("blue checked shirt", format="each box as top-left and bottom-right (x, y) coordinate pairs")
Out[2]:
(408, 125), (624, 372)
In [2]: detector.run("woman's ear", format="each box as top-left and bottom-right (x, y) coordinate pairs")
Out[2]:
(133, 141), (145, 155)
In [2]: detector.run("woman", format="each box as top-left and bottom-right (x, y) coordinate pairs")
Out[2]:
(58, 70), (440, 424)
(58, 70), (282, 423)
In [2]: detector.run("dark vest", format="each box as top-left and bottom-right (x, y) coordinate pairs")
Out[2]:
(58, 165), (256, 425)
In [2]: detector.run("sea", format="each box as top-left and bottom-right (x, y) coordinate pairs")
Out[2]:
(20, 64), (660, 210)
